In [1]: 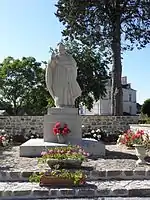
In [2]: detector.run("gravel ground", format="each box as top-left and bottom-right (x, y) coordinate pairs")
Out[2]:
(0, 145), (150, 171)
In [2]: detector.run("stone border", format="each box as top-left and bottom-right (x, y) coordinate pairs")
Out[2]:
(1, 169), (150, 181)
(0, 181), (150, 198)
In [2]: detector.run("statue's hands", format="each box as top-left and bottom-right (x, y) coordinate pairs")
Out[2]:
(51, 52), (56, 59)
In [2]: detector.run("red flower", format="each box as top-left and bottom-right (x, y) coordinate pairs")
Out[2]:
(62, 127), (70, 135)
(55, 122), (61, 128)
(53, 127), (59, 135)
(137, 130), (144, 135)
(52, 122), (71, 136)
(64, 124), (68, 128)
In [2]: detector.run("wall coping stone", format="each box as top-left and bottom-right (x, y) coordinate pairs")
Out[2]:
(1, 169), (150, 182)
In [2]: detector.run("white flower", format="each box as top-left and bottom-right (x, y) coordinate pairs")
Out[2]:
(91, 130), (95, 133)
(82, 125), (85, 128)
(96, 129), (100, 133)
(93, 134), (97, 137)
(97, 135), (101, 139)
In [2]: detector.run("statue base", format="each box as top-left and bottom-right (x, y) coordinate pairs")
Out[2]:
(20, 138), (105, 157)
(20, 107), (105, 157)
(43, 107), (82, 143)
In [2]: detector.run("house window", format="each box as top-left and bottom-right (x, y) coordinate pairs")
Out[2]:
(109, 91), (111, 99)
(129, 94), (132, 102)
(129, 106), (132, 114)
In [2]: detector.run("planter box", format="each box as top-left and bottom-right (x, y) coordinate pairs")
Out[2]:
(47, 159), (82, 169)
(40, 175), (74, 187)
(130, 124), (150, 134)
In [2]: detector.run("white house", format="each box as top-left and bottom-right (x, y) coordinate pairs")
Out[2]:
(80, 76), (137, 115)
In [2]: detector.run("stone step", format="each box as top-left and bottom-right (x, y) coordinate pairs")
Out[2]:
(0, 180), (150, 198)
(1, 169), (150, 182)
(2, 198), (150, 200)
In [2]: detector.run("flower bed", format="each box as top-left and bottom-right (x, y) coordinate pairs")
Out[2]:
(29, 145), (87, 186)
(0, 130), (10, 149)
(82, 125), (122, 144)
(29, 169), (86, 187)
(39, 145), (89, 168)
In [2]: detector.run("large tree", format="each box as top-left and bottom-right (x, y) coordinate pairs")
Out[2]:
(50, 40), (109, 110)
(55, 0), (150, 115)
(0, 56), (51, 115)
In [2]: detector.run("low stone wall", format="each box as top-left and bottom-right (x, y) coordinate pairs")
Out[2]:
(130, 124), (150, 133)
(0, 115), (139, 136)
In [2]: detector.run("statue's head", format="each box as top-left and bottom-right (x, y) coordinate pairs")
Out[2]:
(57, 43), (66, 54)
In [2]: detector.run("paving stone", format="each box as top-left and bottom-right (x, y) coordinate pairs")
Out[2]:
(111, 189), (128, 196)
(9, 172), (21, 180)
(0, 171), (7, 179)
(32, 190), (49, 197)
(22, 171), (33, 178)
(107, 170), (122, 177)
(146, 170), (150, 177)
(3, 190), (12, 197)
(133, 170), (146, 176)
(96, 189), (111, 197)
(128, 189), (150, 197)
(50, 189), (59, 197)
(90, 170), (106, 179)
(60, 189), (76, 197)
(13, 190), (31, 196)
(123, 170), (133, 177)
(77, 189), (95, 197)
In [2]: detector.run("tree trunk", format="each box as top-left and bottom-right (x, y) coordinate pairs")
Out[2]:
(111, 4), (123, 116)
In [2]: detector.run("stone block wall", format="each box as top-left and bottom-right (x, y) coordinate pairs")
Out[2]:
(0, 115), (139, 137)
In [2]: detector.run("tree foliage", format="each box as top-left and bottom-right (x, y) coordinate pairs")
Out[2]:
(141, 99), (150, 117)
(0, 57), (52, 115)
(55, 0), (150, 115)
(64, 40), (109, 110)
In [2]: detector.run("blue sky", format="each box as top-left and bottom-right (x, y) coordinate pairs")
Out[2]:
(0, 0), (149, 104)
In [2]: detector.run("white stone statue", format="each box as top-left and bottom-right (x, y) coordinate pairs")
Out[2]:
(46, 43), (82, 107)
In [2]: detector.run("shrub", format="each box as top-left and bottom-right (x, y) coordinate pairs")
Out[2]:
(141, 99), (150, 117)
(82, 125), (123, 143)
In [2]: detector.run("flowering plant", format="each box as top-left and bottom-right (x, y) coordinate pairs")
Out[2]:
(0, 135), (9, 147)
(131, 130), (150, 148)
(53, 122), (70, 136)
(117, 129), (134, 147)
(82, 125), (122, 143)
(29, 169), (86, 185)
(39, 145), (89, 164)
(117, 129), (150, 148)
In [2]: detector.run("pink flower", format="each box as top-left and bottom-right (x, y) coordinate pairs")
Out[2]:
(86, 152), (90, 157)
(55, 122), (61, 128)
(48, 149), (54, 154)
(41, 151), (47, 156)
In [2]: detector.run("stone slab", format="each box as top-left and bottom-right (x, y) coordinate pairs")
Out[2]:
(20, 138), (105, 157)
(0, 180), (150, 198)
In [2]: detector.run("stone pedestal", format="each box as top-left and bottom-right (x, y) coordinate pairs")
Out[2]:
(44, 107), (82, 143)
(20, 107), (105, 157)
